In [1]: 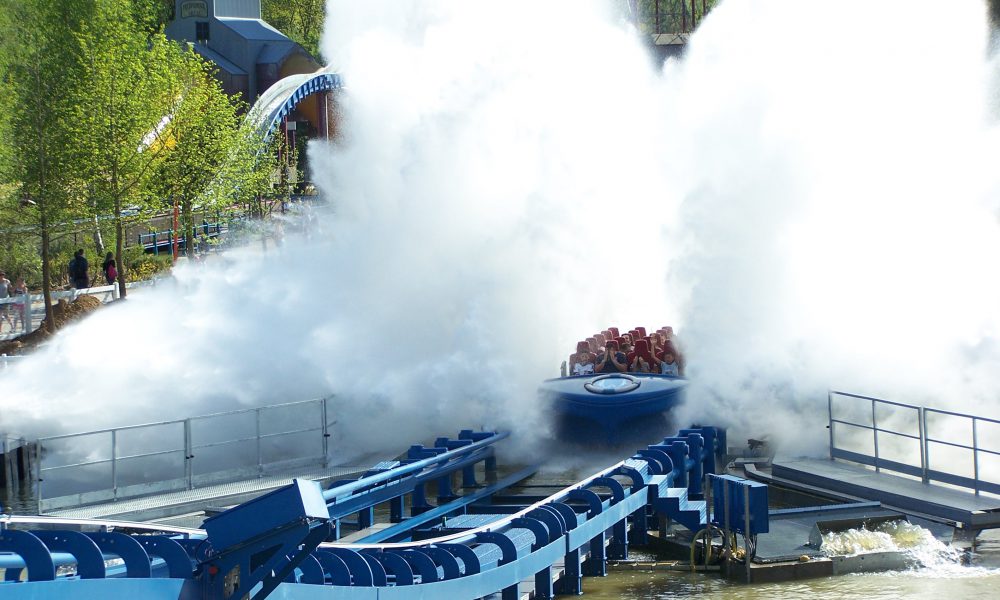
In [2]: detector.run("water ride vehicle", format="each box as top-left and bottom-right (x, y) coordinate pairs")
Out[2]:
(540, 326), (688, 443)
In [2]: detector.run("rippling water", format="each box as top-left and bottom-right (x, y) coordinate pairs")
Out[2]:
(584, 530), (1000, 599)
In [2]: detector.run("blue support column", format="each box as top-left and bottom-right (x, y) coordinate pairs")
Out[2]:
(686, 433), (705, 500)
(411, 484), (432, 516)
(462, 464), (478, 487)
(609, 518), (628, 560)
(390, 496), (404, 522)
(437, 473), (457, 503)
(584, 531), (607, 576)
(358, 506), (374, 529)
(535, 567), (554, 599)
(558, 548), (582, 595)
(668, 441), (689, 490)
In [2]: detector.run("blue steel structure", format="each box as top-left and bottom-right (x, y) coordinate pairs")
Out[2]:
(246, 69), (342, 144)
(0, 426), (750, 599)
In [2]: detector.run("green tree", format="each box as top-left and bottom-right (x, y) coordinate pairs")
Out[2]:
(262, 0), (325, 60)
(153, 52), (274, 257)
(0, 0), (92, 331)
(76, 0), (187, 297)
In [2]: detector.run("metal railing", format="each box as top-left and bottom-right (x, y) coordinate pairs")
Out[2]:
(0, 284), (120, 337)
(828, 390), (1000, 496)
(35, 396), (335, 512)
(138, 221), (228, 254)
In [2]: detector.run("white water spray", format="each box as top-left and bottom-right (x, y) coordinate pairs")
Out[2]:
(1, 0), (1000, 462)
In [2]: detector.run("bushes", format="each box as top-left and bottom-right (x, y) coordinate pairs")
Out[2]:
(123, 247), (172, 282)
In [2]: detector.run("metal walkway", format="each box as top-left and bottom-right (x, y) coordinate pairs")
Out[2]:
(765, 391), (1000, 530)
(46, 464), (369, 522)
(770, 458), (1000, 529)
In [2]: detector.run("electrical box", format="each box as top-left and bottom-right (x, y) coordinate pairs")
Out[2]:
(711, 474), (769, 535)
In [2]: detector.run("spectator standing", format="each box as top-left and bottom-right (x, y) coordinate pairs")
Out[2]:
(11, 276), (27, 332)
(0, 271), (11, 332)
(102, 252), (117, 286)
(68, 249), (89, 289)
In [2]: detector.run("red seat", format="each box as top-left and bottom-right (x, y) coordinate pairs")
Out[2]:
(608, 327), (620, 337)
(635, 327), (647, 337)
(577, 341), (590, 354)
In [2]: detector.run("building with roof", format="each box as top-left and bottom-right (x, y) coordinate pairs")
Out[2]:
(165, 0), (322, 105)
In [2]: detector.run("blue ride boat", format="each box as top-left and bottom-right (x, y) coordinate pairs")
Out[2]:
(541, 326), (688, 443)
(541, 373), (688, 443)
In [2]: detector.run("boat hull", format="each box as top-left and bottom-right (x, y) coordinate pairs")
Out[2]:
(540, 373), (687, 444)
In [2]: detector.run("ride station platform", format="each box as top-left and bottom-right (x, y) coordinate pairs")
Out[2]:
(769, 458), (1000, 529)
(755, 391), (1000, 532)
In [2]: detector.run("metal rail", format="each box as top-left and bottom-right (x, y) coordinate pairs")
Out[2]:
(828, 390), (1000, 496)
(35, 396), (336, 512)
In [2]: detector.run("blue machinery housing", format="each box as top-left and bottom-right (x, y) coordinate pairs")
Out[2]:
(0, 426), (766, 599)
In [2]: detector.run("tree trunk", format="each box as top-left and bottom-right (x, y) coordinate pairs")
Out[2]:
(115, 214), (126, 299)
(40, 222), (55, 334)
(183, 195), (194, 258)
(92, 213), (105, 256)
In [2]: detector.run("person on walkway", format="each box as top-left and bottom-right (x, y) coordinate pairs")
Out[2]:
(10, 276), (27, 332)
(0, 271), (11, 332)
(102, 252), (117, 286)
(69, 249), (89, 289)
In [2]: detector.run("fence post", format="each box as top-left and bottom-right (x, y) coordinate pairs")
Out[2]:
(921, 408), (930, 483)
(973, 418), (980, 496)
(34, 441), (43, 514)
(22, 294), (32, 334)
(918, 406), (928, 483)
(184, 419), (193, 490)
(256, 408), (263, 478)
(828, 391), (834, 460)
(871, 399), (880, 472)
(111, 430), (118, 501)
(321, 398), (330, 469)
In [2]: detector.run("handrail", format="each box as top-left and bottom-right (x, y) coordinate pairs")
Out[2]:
(36, 396), (336, 511)
(321, 431), (508, 501)
(0, 514), (204, 536)
(925, 405), (1000, 426)
(328, 456), (630, 550)
(829, 390), (999, 495)
(38, 396), (331, 442)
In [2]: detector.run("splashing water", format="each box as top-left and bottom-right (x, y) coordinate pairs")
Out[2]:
(818, 520), (1000, 578)
(1, 0), (1000, 463)
(822, 521), (955, 560)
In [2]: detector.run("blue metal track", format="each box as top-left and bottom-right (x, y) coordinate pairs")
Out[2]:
(0, 426), (726, 599)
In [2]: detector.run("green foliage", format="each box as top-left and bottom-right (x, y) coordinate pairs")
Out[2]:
(262, 0), (325, 60)
(123, 247), (172, 282)
(0, 0), (280, 299)
(630, 0), (719, 34)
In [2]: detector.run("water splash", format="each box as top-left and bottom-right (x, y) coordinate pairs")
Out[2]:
(819, 520), (1000, 578)
(2, 0), (1000, 465)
